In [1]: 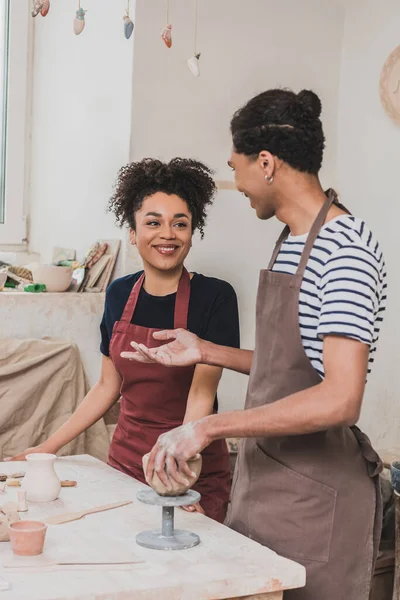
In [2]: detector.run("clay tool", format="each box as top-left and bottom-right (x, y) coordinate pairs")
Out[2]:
(45, 500), (132, 525)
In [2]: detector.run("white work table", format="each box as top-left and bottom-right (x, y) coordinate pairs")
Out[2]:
(0, 455), (305, 600)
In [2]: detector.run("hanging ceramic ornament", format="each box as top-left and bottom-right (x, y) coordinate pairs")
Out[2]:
(31, 0), (43, 18)
(161, 24), (172, 48)
(188, 0), (200, 77)
(40, 0), (50, 17)
(123, 0), (134, 40)
(188, 53), (201, 77)
(74, 5), (86, 36)
(124, 16), (134, 39)
(161, 0), (172, 48)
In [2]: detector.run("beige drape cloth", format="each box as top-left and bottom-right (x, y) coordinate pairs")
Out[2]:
(0, 338), (109, 461)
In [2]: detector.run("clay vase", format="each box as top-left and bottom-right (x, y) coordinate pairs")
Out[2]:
(23, 454), (61, 502)
(142, 453), (202, 496)
(9, 521), (47, 556)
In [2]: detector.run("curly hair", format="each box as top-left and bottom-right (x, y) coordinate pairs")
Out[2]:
(108, 158), (217, 239)
(230, 89), (325, 174)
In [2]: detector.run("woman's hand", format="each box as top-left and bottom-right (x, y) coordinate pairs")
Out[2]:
(181, 503), (205, 515)
(5, 444), (50, 462)
(121, 329), (204, 367)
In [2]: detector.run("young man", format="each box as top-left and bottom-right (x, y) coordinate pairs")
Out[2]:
(122, 88), (387, 600)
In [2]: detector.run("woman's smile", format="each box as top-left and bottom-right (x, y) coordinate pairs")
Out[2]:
(153, 244), (180, 256)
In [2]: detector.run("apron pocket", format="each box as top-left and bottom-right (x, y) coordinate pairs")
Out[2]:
(250, 444), (337, 563)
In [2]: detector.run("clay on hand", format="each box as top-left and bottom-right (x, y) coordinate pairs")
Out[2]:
(142, 453), (202, 496)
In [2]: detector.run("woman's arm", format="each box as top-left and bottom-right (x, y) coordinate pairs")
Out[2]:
(9, 355), (121, 460)
(183, 364), (223, 424)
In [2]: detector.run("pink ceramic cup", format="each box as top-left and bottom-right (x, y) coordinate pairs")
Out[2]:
(9, 520), (47, 556)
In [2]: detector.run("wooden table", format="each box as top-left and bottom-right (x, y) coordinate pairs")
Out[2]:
(0, 456), (305, 600)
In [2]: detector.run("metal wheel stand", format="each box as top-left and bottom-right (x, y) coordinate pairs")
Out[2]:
(136, 488), (201, 550)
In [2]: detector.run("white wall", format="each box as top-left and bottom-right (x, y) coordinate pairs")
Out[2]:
(337, 0), (400, 448)
(130, 0), (346, 412)
(28, 0), (135, 263)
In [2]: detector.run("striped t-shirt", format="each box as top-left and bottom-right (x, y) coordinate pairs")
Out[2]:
(272, 215), (387, 378)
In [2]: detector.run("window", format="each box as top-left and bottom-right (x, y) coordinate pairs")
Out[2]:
(0, 0), (30, 247)
(0, 0), (8, 224)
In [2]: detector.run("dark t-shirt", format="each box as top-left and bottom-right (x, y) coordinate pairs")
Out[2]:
(100, 271), (240, 357)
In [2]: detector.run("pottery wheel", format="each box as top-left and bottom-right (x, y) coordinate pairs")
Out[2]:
(136, 488), (201, 551)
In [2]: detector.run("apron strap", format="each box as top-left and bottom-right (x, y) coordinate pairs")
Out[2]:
(120, 268), (191, 330)
(268, 188), (340, 276)
(267, 225), (291, 271)
(296, 188), (337, 277)
(174, 267), (191, 329)
(120, 272), (145, 323)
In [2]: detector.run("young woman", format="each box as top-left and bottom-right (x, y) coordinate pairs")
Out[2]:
(11, 158), (239, 523)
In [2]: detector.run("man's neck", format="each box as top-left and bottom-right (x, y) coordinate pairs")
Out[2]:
(275, 176), (346, 236)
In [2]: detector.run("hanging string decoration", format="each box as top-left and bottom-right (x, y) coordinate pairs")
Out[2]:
(187, 0), (200, 77)
(161, 0), (172, 48)
(74, 1), (87, 35)
(123, 0), (134, 40)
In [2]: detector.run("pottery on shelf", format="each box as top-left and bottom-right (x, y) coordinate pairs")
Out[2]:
(30, 264), (73, 292)
(23, 454), (61, 503)
(9, 521), (47, 556)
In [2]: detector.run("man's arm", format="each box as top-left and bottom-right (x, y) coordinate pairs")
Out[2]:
(144, 335), (369, 485)
(122, 329), (254, 375)
(205, 335), (368, 441)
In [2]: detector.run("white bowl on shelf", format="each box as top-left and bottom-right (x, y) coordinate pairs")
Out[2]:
(30, 264), (73, 292)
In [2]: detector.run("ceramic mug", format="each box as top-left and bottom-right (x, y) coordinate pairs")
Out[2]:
(9, 521), (47, 556)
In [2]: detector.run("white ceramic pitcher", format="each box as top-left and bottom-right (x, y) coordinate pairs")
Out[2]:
(23, 454), (61, 502)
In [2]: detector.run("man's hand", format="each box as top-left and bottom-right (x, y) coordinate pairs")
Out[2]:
(121, 329), (204, 367)
(145, 419), (211, 491)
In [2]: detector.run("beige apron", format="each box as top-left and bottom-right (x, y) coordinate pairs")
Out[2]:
(226, 190), (383, 599)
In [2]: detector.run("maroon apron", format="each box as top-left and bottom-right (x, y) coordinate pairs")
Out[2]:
(108, 268), (231, 523)
(226, 191), (383, 599)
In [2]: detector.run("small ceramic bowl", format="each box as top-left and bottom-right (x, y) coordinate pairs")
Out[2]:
(9, 520), (47, 556)
(30, 264), (73, 292)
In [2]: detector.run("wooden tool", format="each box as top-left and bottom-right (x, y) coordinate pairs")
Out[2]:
(6, 479), (20, 487)
(61, 480), (77, 487)
(45, 500), (132, 525)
